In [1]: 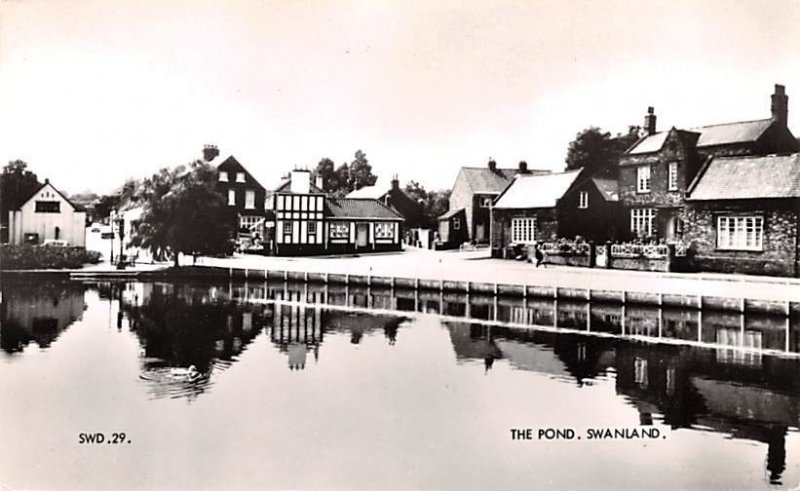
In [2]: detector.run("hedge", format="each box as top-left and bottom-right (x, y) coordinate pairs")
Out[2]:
(0, 245), (102, 270)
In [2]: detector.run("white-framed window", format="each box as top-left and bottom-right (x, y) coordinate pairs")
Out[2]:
(239, 215), (261, 230)
(245, 190), (255, 209)
(668, 162), (678, 191)
(637, 165), (651, 193)
(236, 172), (245, 182)
(630, 208), (655, 237)
(329, 222), (349, 239)
(453, 218), (461, 230)
(219, 172), (228, 182)
(717, 216), (763, 251)
(511, 217), (536, 243)
(578, 191), (588, 209)
(228, 189), (236, 206)
(375, 222), (394, 239)
(307, 221), (317, 235)
(480, 197), (493, 208)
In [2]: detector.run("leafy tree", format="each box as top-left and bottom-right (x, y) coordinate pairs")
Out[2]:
(311, 158), (337, 193)
(310, 150), (377, 197)
(1, 160), (42, 222)
(565, 127), (641, 176)
(348, 150), (377, 192)
(404, 180), (450, 229)
(131, 162), (236, 266)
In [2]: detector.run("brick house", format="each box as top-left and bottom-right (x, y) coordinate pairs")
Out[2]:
(619, 85), (799, 242)
(558, 176), (623, 242)
(346, 175), (424, 229)
(438, 160), (548, 248)
(490, 169), (583, 257)
(684, 153), (800, 277)
(204, 146), (268, 246)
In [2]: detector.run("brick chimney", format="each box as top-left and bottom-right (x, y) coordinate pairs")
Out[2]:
(518, 161), (528, 174)
(391, 174), (399, 190)
(644, 107), (657, 136)
(771, 84), (788, 126)
(203, 144), (220, 162)
(488, 158), (497, 173)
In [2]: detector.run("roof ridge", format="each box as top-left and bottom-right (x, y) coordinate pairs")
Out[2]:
(713, 152), (800, 161)
(689, 118), (772, 130)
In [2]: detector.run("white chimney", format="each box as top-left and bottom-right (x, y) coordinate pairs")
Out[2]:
(290, 170), (311, 194)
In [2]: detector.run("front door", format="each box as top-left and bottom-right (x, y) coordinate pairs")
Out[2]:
(476, 223), (485, 242)
(356, 223), (369, 248)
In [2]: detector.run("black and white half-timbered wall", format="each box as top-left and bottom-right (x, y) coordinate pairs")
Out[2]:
(271, 170), (404, 256)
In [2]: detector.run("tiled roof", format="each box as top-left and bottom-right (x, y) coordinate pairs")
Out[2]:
(627, 132), (669, 154)
(326, 198), (403, 220)
(460, 167), (517, 193)
(591, 177), (619, 202)
(494, 169), (583, 209)
(687, 153), (800, 201)
(693, 119), (774, 147)
(438, 208), (464, 220)
(627, 119), (774, 155)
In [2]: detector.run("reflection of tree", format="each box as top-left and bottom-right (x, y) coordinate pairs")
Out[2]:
(120, 283), (266, 399)
(1, 279), (86, 353)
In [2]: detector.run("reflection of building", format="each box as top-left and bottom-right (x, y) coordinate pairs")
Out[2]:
(1, 280), (86, 352)
(614, 341), (800, 485)
(270, 303), (324, 370)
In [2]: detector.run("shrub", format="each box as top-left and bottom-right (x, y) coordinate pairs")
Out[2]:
(0, 245), (102, 270)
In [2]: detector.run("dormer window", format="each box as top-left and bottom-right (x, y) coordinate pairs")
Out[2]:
(578, 191), (588, 209)
(236, 172), (245, 183)
(637, 165), (651, 193)
(219, 172), (228, 182)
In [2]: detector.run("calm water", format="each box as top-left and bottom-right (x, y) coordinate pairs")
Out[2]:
(1, 278), (799, 490)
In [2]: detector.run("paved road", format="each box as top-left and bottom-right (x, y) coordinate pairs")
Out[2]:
(190, 247), (799, 303)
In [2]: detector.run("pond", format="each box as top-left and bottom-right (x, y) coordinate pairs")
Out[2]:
(1, 278), (799, 490)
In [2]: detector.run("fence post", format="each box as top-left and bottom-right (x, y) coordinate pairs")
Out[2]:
(605, 242), (613, 269)
(667, 243), (676, 272)
(589, 241), (596, 268)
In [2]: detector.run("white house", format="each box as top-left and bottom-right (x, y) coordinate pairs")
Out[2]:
(8, 179), (86, 247)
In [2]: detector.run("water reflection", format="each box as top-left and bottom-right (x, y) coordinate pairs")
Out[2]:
(2, 278), (799, 487)
(0, 279), (86, 353)
(443, 320), (800, 485)
(118, 282), (267, 399)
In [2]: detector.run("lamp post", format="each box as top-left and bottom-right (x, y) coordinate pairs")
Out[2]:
(109, 209), (116, 264)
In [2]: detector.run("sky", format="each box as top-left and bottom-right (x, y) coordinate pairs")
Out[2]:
(2, 0), (800, 196)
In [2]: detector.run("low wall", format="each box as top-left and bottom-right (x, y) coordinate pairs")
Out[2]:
(608, 255), (670, 272)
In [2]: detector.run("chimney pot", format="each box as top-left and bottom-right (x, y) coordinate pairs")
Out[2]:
(644, 107), (657, 136)
(488, 159), (497, 172)
(202, 144), (220, 162)
(391, 174), (399, 190)
(771, 83), (788, 125)
(518, 161), (528, 173)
